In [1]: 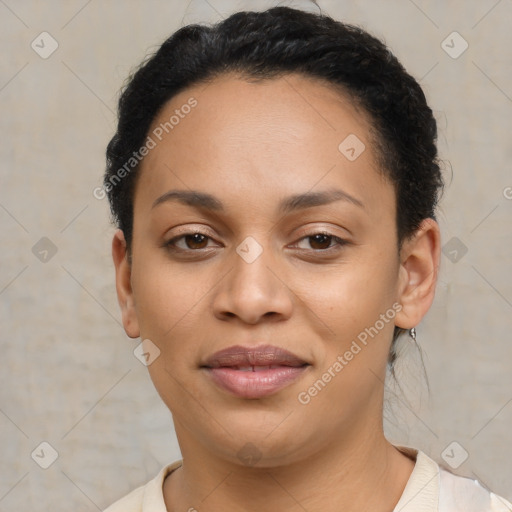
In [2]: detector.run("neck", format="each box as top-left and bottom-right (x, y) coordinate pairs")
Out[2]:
(163, 418), (415, 512)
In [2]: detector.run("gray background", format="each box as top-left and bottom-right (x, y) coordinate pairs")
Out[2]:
(1, 0), (511, 510)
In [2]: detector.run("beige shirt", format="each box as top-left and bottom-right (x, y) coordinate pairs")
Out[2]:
(104, 448), (512, 511)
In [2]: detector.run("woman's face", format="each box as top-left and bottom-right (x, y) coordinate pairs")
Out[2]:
(113, 73), (437, 466)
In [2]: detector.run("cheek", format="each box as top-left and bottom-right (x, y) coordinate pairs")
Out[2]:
(296, 253), (399, 337)
(131, 261), (208, 408)
(296, 260), (398, 417)
(130, 255), (207, 358)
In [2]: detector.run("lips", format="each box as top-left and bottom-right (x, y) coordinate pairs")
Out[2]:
(202, 344), (308, 368)
(201, 344), (310, 399)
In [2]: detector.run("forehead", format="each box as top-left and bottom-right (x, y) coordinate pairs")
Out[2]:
(135, 72), (392, 218)
(146, 71), (373, 155)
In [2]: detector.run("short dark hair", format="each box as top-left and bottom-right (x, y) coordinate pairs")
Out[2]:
(104, 6), (444, 356)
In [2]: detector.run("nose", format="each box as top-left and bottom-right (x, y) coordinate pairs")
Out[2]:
(211, 240), (293, 325)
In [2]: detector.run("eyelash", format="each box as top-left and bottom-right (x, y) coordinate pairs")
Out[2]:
(164, 230), (348, 255)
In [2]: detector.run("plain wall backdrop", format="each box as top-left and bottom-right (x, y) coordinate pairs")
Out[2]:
(1, 0), (511, 510)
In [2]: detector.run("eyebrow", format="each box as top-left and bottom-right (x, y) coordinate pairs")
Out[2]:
(151, 188), (364, 213)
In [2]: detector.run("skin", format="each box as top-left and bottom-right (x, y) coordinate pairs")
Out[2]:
(112, 72), (441, 512)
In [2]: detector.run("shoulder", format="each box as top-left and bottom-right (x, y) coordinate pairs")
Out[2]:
(103, 485), (145, 512)
(438, 466), (512, 512)
(394, 446), (512, 512)
(103, 460), (183, 512)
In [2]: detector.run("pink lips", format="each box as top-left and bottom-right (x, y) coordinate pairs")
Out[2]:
(201, 344), (310, 399)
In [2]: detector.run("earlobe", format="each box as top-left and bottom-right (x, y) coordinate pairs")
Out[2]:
(112, 229), (140, 339)
(395, 218), (441, 330)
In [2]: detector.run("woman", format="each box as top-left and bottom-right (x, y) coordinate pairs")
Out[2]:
(102, 6), (511, 511)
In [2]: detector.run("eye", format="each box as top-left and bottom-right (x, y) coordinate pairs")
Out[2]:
(293, 231), (347, 251)
(164, 230), (347, 254)
(165, 232), (218, 251)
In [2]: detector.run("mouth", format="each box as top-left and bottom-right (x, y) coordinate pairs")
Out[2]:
(201, 344), (311, 399)
(217, 364), (304, 371)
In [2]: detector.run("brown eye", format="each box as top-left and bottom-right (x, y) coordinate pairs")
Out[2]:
(294, 232), (346, 251)
(183, 233), (209, 249)
(165, 232), (215, 251)
(308, 234), (333, 250)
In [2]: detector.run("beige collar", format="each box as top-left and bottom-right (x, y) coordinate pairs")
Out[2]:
(393, 446), (439, 512)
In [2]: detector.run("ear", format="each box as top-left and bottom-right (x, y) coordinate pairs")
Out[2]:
(112, 229), (140, 338)
(394, 218), (441, 329)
